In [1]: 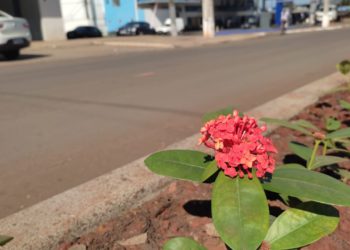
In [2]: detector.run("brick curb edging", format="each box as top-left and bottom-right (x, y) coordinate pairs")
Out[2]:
(0, 72), (345, 250)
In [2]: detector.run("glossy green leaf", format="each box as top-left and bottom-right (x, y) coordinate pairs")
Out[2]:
(294, 119), (318, 130)
(201, 160), (219, 182)
(288, 142), (312, 161)
(327, 127), (350, 139)
(202, 106), (234, 123)
(260, 118), (312, 135)
(0, 235), (13, 246)
(265, 202), (339, 250)
(278, 163), (306, 169)
(340, 100), (350, 111)
(212, 172), (269, 250)
(262, 168), (350, 206)
(145, 150), (212, 182)
(326, 117), (341, 131)
(163, 237), (207, 250)
(310, 155), (348, 170)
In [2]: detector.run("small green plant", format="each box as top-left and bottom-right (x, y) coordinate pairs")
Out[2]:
(261, 117), (350, 181)
(145, 109), (350, 250)
(332, 60), (350, 92)
(337, 60), (350, 76)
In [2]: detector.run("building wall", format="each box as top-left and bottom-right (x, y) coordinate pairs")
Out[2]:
(104, 0), (145, 33)
(143, 5), (169, 28)
(38, 0), (65, 40)
(20, 0), (43, 40)
(60, 0), (91, 32)
(60, 0), (107, 34)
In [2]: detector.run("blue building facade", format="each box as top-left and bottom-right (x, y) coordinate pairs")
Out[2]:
(104, 0), (145, 33)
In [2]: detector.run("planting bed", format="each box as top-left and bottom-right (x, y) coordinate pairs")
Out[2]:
(60, 90), (350, 250)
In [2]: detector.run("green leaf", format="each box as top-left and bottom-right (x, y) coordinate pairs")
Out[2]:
(337, 60), (350, 75)
(145, 150), (212, 182)
(0, 235), (13, 246)
(264, 202), (339, 250)
(338, 169), (350, 182)
(260, 118), (312, 135)
(278, 163), (306, 169)
(212, 172), (269, 250)
(163, 237), (207, 250)
(310, 155), (348, 170)
(326, 117), (341, 131)
(327, 127), (350, 139)
(340, 100), (350, 111)
(201, 160), (219, 182)
(288, 142), (313, 161)
(294, 119), (318, 130)
(262, 168), (350, 206)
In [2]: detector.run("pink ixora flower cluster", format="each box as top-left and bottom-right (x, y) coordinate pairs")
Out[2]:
(199, 110), (277, 179)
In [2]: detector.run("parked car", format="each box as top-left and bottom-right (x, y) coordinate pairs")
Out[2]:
(155, 18), (185, 35)
(67, 26), (102, 39)
(241, 16), (259, 29)
(315, 5), (339, 23)
(0, 10), (31, 60)
(116, 22), (155, 36)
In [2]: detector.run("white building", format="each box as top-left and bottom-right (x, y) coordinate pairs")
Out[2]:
(60, 0), (107, 34)
(0, 0), (109, 40)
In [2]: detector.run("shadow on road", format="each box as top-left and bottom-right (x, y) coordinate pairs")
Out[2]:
(0, 54), (49, 62)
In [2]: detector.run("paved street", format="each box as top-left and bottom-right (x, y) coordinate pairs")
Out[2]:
(0, 29), (350, 218)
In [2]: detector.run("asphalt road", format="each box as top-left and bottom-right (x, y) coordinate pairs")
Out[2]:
(1, 29), (350, 218)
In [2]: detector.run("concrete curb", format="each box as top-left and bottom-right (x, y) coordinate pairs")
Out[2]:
(96, 41), (176, 49)
(0, 72), (345, 250)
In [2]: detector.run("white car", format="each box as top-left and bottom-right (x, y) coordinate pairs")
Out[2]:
(156, 18), (185, 35)
(315, 5), (338, 23)
(0, 10), (31, 60)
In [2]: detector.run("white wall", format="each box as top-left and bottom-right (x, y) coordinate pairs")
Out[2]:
(60, 0), (107, 35)
(60, 0), (91, 32)
(144, 5), (170, 28)
(38, 0), (65, 40)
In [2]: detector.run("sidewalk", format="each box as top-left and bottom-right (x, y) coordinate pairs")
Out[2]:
(29, 23), (350, 51)
(29, 32), (265, 51)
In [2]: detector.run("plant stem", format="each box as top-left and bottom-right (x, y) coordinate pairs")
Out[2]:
(308, 140), (321, 170)
(322, 140), (328, 156)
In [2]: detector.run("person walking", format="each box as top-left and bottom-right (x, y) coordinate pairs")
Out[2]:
(280, 7), (290, 35)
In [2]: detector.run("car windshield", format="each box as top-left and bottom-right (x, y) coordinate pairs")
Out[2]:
(121, 23), (137, 28)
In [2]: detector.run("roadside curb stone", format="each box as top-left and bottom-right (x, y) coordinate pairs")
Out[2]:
(0, 72), (345, 250)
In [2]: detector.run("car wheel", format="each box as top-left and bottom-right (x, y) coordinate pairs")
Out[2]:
(3, 50), (20, 60)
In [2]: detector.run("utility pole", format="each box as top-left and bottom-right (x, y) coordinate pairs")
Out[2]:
(168, 0), (178, 37)
(322, 0), (330, 28)
(202, 0), (215, 38)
